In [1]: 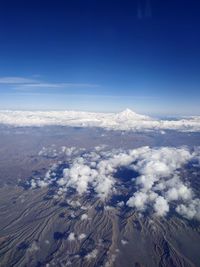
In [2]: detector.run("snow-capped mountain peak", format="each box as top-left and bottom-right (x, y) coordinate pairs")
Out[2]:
(115, 108), (151, 121)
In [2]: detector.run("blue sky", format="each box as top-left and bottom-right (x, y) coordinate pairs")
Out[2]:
(0, 0), (200, 115)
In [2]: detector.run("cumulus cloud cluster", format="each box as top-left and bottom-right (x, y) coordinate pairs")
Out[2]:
(29, 163), (58, 189)
(126, 147), (195, 216)
(78, 233), (86, 240)
(38, 145), (84, 158)
(81, 214), (88, 220)
(29, 146), (200, 220)
(85, 249), (98, 260)
(68, 232), (75, 241)
(0, 109), (200, 132)
(63, 232), (87, 242)
(38, 145), (59, 158)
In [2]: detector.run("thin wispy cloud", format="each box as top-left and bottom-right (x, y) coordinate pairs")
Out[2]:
(0, 76), (38, 84)
(15, 83), (100, 90)
(0, 76), (100, 91)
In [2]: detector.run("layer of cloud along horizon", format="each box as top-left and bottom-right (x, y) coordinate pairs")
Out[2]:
(0, 109), (200, 132)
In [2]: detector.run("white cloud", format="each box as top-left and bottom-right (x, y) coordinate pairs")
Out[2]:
(45, 240), (50, 245)
(121, 239), (128, 245)
(0, 76), (99, 90)
(0, 76), (38, 84)
(61, 146), (78, 157)
(104, 205), (114, 211)
(27, 241), (39, 253)
(28, 146), (200, 220)
(176, 199), (200, 220)
(0, 109), (199, 132)
(105, 253), (117, 267)
(78, 233), (86, 240)
(85, 249), (98, 260)
(37, 180), (49, 188)
(68, 232), (75, 241)
(126, 147), (199, 217)
(127, 192), (148, 211)
(166, 185), (192, 201)
(38, 145), (58, 157)
(117, 201), (124, 207)
(154, 196), (169, 216)
(18, 82), (99, 88)
(81, 214), (88, 220)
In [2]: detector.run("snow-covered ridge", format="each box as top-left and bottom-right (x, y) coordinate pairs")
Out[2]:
(0, 109), (200, 132)
(115, 108), (151, 121)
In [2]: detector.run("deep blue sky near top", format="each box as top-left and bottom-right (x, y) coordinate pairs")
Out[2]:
(0, 0), (200, 115)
